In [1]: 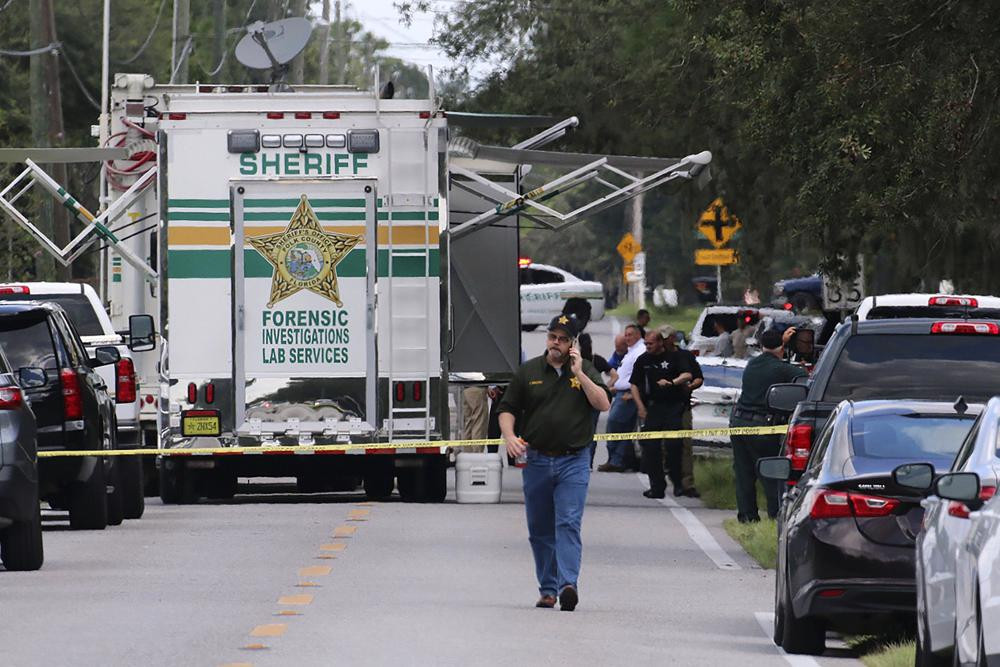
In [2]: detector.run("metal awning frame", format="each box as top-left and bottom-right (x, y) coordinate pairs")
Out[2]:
(0, 159), (158, 285)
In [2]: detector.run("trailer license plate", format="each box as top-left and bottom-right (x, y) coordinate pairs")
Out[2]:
(181, 410), (221, 437)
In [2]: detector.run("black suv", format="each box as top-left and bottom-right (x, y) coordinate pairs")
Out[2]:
(0, 346), (43, 570)
(0, 302), (121, 530)
(768, 317), (1000, 479)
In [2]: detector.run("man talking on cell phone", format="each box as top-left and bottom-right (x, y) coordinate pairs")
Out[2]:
(497, 314), (611, 612)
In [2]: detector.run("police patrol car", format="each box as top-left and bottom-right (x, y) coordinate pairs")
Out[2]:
(519, 260), (605, 331)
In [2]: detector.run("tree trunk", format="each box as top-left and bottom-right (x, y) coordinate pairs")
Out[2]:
(172, 0), (191, 84)
(211, 0), (226, 83)
(318, 0), (331, 84)
(290, 0), (308, 84)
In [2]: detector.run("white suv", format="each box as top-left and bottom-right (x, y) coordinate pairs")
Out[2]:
(0, 282), (153, 515)
(519, 261), (605, 331)
(855, 293), (1000, 320)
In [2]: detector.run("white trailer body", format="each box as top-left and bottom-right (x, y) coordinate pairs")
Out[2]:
(107, 76), (450, 501)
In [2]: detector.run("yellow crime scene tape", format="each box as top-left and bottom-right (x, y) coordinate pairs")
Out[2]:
(35, 425), (787, 458)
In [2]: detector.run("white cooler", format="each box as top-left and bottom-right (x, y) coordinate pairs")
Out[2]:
(455, 452), (503, 503)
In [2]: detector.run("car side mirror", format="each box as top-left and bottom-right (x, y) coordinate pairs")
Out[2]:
(128, 314), (156, 352)
(766, 383), (808, 413)
(892, 462), (935, 492)
(935, 472), (980, 503)
(89, 345), (121, 367)
(18, 367), (47, 389)
(756, 456), (792, 481)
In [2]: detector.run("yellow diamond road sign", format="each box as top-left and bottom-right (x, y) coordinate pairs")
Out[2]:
(616, 232), (641, 261)
(695, 248), (738, 266)
(698, 197), (741, 249)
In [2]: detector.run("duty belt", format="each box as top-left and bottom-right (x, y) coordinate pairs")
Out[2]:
(732, 407), (772, 423)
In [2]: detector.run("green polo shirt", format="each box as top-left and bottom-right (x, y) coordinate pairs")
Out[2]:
(497, 354), (611, 454)
(736, 353), (808, 411)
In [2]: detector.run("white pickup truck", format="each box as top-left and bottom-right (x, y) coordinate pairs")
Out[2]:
(0, 282), (153, 516)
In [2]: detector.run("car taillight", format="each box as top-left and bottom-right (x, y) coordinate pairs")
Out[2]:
(144, 393), (155, 404)
(205, 382), (215, 404)
(166, 112), (186, 120)
(395, 382), (405, 402)
(783, 302), (793, 310)
(809, 488), (900, 519)
(187, 382), (197, 404)
(929, 296), (977, 307)
(412, 381), (423, 402)
(0, 385), (24, 410)
(785, 423), (813, 470)
(61, 368), (83, 420)
(930, 321), (999, 335)
(948, 485), (997, 519)
(115, 358), (137, 403)
(0, 285), (29, 294)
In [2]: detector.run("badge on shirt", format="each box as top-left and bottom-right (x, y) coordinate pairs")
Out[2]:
(569, 377), (581, 389)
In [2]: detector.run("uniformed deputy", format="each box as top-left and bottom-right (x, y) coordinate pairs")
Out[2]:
(498, 314), (612, 612)
(729, 327), (807, 523)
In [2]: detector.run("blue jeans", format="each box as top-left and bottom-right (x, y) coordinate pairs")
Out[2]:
(522, 447), (591, 596)
(604, 392), (637, 467)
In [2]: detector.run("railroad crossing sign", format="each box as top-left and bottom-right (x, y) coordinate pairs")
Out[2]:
(616, 232), (641, 261)
(698, 197), (741, 249)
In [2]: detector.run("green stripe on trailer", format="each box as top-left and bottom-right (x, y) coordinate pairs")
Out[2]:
(167, 248), (440, 279)
(243, 211), (367, 222)
(167, 211), (231, 221)
(167, 199), (230, 208)
(244, 198), (367, 208)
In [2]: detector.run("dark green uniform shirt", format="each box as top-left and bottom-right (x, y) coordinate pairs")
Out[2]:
(497, 354), (611, 454)
(736, 353), (808, 411)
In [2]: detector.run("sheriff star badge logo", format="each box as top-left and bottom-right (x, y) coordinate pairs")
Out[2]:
(248, 195), (363, 308)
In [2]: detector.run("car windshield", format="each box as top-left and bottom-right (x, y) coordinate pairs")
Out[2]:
(699, 364), (744, 389)
(0, 316), (57, 369)
(0, 293), (104, 336)
(823, 334), (1000, 402)
(849, 413), (975, 473)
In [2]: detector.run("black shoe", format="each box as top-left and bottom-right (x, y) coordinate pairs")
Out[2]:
(643, 489), (665, 499)
(535, 594), (556, 608)
(673, 486), (685, 497)
(559, 585), (578, 612)
(683, 487), (701, 498)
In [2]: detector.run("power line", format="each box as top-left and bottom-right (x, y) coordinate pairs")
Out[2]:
(59, 46), (101, 111)
(0, 0), (16, 14)
(0, 42), (60, 57)
(114, 0), (169, 65)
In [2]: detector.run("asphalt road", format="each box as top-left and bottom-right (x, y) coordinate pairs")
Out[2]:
(0, 465), (863, 667)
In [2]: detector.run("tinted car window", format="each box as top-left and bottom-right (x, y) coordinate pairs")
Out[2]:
(0, 317), (58, 369)
(868, 306), (1000, 320)
(530, 269), (564, 284)
(952, 419), (982, 471)
(823, 335), (1000, 402)
(52, 311), (86, 367)
(850, 413), (975, 472)
(0, 293), (104, 336)
(699, 365), (743, 389)
(808, 412), (838, 472)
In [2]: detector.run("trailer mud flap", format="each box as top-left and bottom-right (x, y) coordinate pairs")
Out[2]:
(230, 180), (379, 440)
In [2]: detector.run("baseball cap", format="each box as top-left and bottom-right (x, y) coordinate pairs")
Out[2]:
(760, 329), (783, 350)
(548, 314), (579, 338)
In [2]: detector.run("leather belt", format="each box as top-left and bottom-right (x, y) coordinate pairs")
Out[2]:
(732, 407), (771, 422)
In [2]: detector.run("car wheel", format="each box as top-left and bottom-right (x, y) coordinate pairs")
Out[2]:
(0, 499), (43, 571)
(69, 458), (108, 530)
(779, 572), (825, 655)
(106, 458), (125, 527)
(120, 455), (145, 519)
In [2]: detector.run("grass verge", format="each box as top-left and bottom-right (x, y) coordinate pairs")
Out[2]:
(722, 518), (777, 569)
(605, 303), (703, 337)
(693, 455), (766, 511)
(846, 638), (916, 667)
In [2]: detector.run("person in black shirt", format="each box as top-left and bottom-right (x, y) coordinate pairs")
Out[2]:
(630, 331), (693, 499)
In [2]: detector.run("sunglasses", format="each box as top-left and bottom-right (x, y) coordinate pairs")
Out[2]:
(546, 333), (572, 344)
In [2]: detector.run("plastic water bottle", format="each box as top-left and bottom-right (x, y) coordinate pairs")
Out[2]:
(514, 438), (528, 468)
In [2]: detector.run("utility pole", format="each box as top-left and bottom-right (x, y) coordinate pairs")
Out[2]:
(171, 0), (191, 84)
(336, 0), (347, 85)
(290, 0), (308, 84)
(211, 0), (226, 83)
(318, 0), (331, 84)
(30, 0), (70, 280)
(629, 192), (645, 308)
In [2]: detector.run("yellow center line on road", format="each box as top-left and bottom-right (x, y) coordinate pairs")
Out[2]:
(275, 610), (302, 617)
(250, 624), (287, 638)
(220, 663), (254, 666)
(240, 643), (269, 651)
(320, 542), (347, 551)
(298, 565), (332, 577)
(295, 581), (322, 587)
(278, 594), (314, 605)
(333, 525), (357, 537)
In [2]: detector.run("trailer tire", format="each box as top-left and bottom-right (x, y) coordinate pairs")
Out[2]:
(142, 428), (159, 497)
(69, 458), (108, 530)
(398, 458), (447, 503)
(0, 496), (43, 571)
(159, 460), (199, 505)
(424, 457), (447, 503)
(364, 459), (395, 500)
(120, 455), (145, 519)
(106, 458), (125, 527)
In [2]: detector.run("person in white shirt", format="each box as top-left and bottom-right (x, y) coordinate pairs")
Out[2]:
(597, 324), (645, 472)
(711, 320), (734, 357)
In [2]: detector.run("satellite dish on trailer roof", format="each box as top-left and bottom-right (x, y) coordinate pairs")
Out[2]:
(235, 17), (312, 71)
